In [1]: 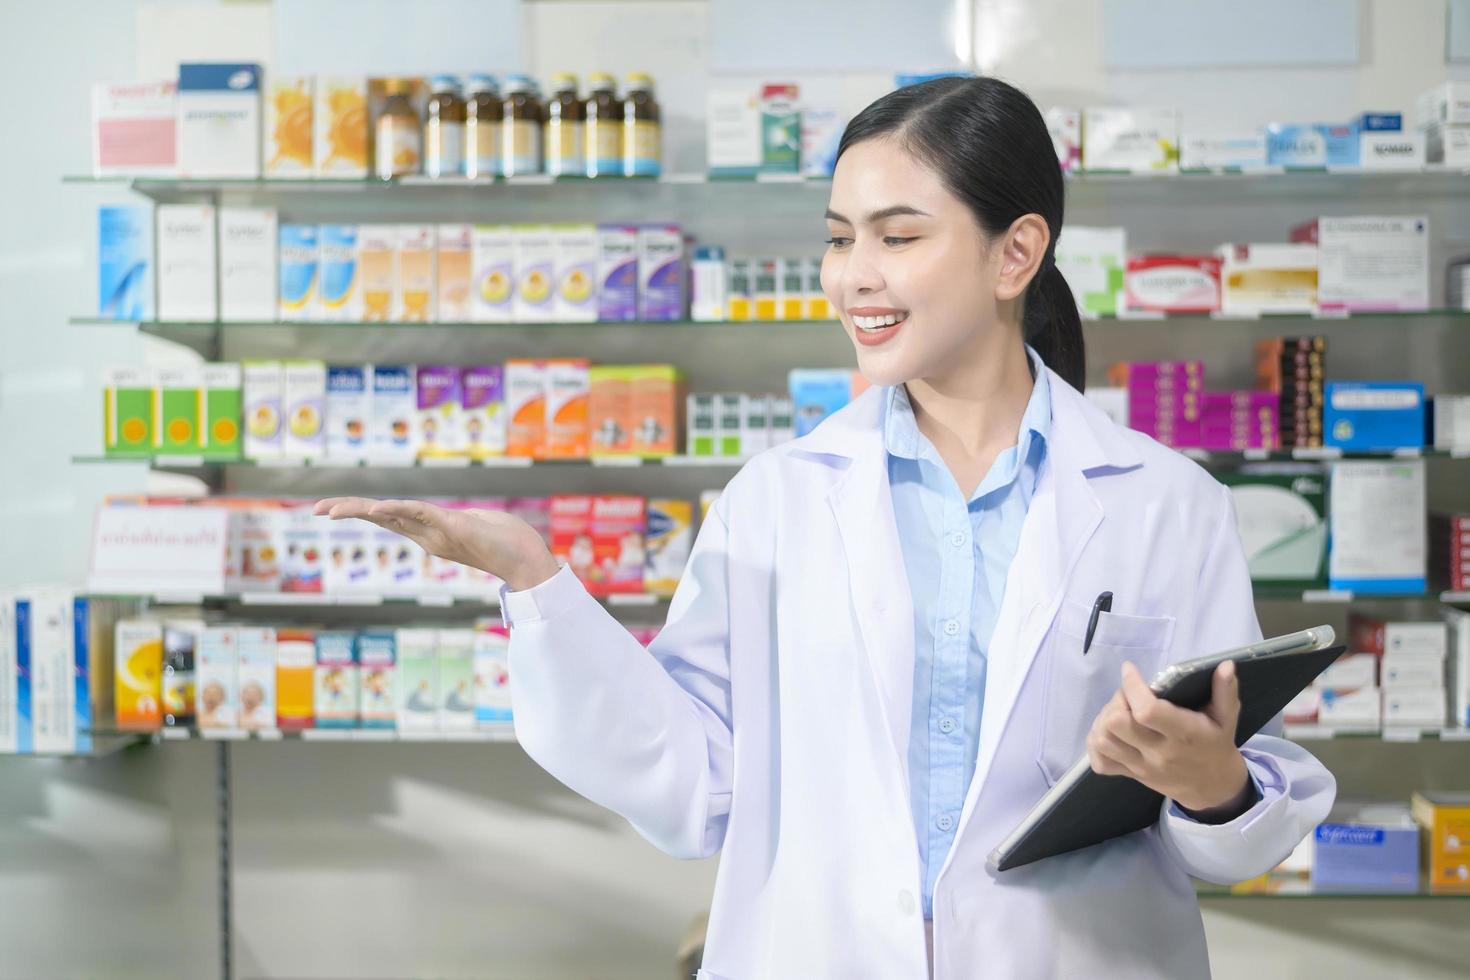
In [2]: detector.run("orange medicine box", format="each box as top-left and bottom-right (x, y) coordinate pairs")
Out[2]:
(549, 495), (595, 584)
(275, 627), (316, 730)
(629, 364), (681, 457)
(505, 359), (548, 458)
(1412, 791), (1470, 890)
(546, 358), (590, 459)
(589, 366), (634, 456)
(590, 495), (645, 596)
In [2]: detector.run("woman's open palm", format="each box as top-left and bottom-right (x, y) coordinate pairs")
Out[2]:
(313, 497), (559, 589)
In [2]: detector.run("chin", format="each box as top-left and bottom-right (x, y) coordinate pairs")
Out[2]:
(852, 350), (915, 390)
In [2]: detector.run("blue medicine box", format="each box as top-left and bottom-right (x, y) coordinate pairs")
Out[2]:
(1325, 382), (1425, 451)
(1312, 821), (1420, 892)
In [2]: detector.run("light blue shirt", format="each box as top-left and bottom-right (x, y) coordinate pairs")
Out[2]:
(884, 345), (1051, 921)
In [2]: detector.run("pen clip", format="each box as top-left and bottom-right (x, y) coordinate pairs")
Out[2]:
(1083, 591), (1113, 655)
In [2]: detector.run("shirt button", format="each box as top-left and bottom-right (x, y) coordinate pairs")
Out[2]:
(944, 619), (960, 636)
(938, 717), (957, 734)
(897, 889), (916, 916)
(937, 814), (955, 832)
(950, 530), (966, 547)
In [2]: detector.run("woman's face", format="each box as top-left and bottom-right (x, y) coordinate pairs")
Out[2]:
(821, 136), (1000, 388)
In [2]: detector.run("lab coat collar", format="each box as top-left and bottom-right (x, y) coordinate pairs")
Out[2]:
(792, 366), (1146, 814)
(796, 367), (1143, 474)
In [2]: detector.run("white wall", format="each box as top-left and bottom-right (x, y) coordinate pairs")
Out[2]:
(2, 2), (1468, 978)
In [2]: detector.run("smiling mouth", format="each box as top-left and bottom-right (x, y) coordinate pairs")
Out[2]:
(852, 312), (909, 332)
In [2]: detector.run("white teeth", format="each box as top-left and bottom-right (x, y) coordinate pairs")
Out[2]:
(853, 313), (906, 331)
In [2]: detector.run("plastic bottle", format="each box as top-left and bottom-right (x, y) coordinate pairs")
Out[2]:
(501, 73), (544, 177)
(424, 75), (466, 178)
(621, 72), (661, 178)
(584, 72), (621, 178)
(375, 78), (422, 180)
(464, 74), (503, 179)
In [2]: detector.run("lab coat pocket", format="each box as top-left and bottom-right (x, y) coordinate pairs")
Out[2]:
(1036, 599), (1176, 785)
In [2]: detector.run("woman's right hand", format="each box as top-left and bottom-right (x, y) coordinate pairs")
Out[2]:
(313, 497), (562, 592)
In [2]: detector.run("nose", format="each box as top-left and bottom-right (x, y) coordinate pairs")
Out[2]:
(841, 237), (886, 298)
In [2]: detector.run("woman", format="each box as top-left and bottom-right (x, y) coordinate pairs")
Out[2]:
(316, 77), (1334, 979)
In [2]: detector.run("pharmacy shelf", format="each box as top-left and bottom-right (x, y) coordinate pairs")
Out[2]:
(69, 316), (840, 330)
(1, 733), (151, 760)
(1195, 879), (1470, 900)
(71, 453), (752, 471)
(82, 589), (668, 611)
(86, 724), (518, 744)
(1284, 726), (1470, 742)
(68, 310), (1470, 330)
(61, 166), (1470, 206)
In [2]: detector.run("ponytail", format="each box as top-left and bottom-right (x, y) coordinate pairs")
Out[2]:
(1023, 260), (1086, 392)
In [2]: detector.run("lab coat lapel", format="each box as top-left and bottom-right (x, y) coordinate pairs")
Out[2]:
(828, 434), (916, 779)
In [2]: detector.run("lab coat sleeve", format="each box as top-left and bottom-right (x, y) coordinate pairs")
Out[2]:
(1155, 483), (1336, 885)
(505, 507), (734, 861)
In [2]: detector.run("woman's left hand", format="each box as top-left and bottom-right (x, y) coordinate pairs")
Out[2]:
(1086, 659), (1253, 817)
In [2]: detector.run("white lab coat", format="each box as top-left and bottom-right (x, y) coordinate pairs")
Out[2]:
(504, 367), (1335, 980)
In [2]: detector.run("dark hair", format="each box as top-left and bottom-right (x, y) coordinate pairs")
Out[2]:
(835, 76), (1085, 391)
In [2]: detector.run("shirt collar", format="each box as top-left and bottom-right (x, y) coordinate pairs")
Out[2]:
(883, 344), (1052, 464)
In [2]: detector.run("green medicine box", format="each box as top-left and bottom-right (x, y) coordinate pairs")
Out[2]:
(203, 363), (243, 460)
(103, 366), (155, 458)
(154, 366), (202, 454)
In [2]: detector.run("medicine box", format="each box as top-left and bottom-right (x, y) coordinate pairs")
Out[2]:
(156, 204), (217, 322)
(219, 207), (277, 322)
(472, 625), (512, 725)
(1055, 226), (1125, 317)
(356, 631), (396, 728)
(505, 359), (548, 458)
(278, 224), (318, 321)
(461, 365), (506, 460)
(396, 225), (436, 322)
(1293, 216), (1429, 313)
(437, 629), (476, 731)
(596, 225), (639, 321)
(589, 495), (645, 596)
(264, 76), (313, 176)
(416, 365), (464, 459)
(326, 365), (372, 461)
(1180, 132), (1267, 171)
(1124, 255), (1221, 314)
(1313, 809), (1421, 892)
(645, 499), (692, 597)
(317, 224), (362, 321)
(706, 89), (761, 178)
(369, 365), (415, 462)
(92, 81), (176, 177)
(114, 619), (163, 731)
(1217, 243), (1317, 316)
(638, 224), (684, 321)
(103, 367), (155, 458)
(436, 224), (473, 322)
(1082, 107), (1178, 172)
(471, 225), (515, 323)
(153, 365), (203, 454)
(314, 631), (358, 727)
(1411, 792), (1470, 890)
(197, 627), (238, 730)
(396, 629), (438, 731)
(1045, 107), (1081, 172)
(1328, 461), (1427, 594)
(629, 365), (680, 456)
(514, 226), (556, 323)
(545, 359), (590, 460)
(359, 224), (395, 322)
(314, 77), (369, 178)
(589, 366), (634, 456)
(176, 63), (261, 178)
(98, 206), (155, 321)
(1324, 382), (1424, 451)
(1382, 687), (1446, 727)
(553, 224), (598, 322)
(282, 360), (326, 459)
(236, 627), (277, 731)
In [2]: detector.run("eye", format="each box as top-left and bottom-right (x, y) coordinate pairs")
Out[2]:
(883, 236), (915, 247)
(825, 237), (852, 249)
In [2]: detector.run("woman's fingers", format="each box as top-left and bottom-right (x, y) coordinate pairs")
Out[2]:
(314, 496), (382, 519)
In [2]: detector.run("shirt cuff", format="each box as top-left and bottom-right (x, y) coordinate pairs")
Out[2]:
(499, 562), (580, 629)
(1168, 755), (1280, 828)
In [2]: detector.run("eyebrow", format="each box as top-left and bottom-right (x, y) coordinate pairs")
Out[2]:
(823, 205), (932, 225)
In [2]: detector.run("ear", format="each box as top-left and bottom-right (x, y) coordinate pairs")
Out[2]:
(993, 213), (1051, 303)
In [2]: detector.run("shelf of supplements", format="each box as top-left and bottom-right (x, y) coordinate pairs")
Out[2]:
(72, 453), (754, 471)
(82, 590), (669, 612)
(1194, 878), (1470, 900)
(1252, 587), (1470, 604)
(68, 310), (1470, 331)
(61, 166), (1470, 204)
(85, 724), (519, 744)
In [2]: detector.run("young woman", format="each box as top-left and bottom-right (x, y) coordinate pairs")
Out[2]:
(317, 77), (1334, 980)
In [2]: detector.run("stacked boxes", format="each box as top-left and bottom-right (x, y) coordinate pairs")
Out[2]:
(1106, 361), (1203, 449)
(1256, 337), (1326, 450)
(1430, 513), (1470, 593)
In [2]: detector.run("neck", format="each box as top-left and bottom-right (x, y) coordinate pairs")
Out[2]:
(904, 329), (1035, 459)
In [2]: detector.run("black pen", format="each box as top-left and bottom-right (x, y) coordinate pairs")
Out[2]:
(1083, 591), (1113, 655)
